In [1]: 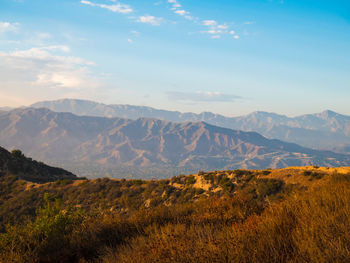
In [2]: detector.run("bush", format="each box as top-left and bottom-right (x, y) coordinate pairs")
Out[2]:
(186, 176), (196, 185)
(0, 193), (85, 262)
(11, 149), (23, 158)
(102, 177), (350, 263)
(303, 171), (312, 176)
(1, 169), (349, 262)
(256, 179), (284, 198)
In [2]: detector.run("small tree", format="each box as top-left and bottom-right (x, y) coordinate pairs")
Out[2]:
(11, 149), (23, 158)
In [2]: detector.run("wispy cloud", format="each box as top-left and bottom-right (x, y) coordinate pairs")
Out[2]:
(168, 0), (181, 9)
(168, 0), (194, 20)
(130, 30), (140, 36)
(0, 44), (112, 106)
(80, 0), (247, 41)
(0, 22), (19, 33)
(78, 0), (245, 39)
(138, 15), (163, 26)
(165, 2), (241, 39)
(202, 20), (217, 26)
(201, 20), (239, 39)
(167, 91), (242, 102)
(0, 46), (102, 105)
(81, 1), (164, 27)
(174, 10), (189, 16)
(80, 0), (133, 14)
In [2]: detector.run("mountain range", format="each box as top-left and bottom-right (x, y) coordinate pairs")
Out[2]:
(31, 99), (350, 153)
(0, 107), (349, 178)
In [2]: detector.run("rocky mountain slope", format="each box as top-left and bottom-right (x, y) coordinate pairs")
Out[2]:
(0, 108), (349, 178)
(31, 99), (350, 152)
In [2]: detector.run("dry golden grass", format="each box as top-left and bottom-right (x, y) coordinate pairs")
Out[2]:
(1, 167), (350, 263)
(102, 173), (350, 263)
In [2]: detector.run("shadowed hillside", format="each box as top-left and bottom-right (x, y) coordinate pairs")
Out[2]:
(0, 146), (77, 183)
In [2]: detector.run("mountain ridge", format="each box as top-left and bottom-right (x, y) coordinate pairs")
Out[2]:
(0, 107), (349, 178)
(30, 99), (350, 152)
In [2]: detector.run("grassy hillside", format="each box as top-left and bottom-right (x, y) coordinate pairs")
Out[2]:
(0, 146), (77, 183)
(0, 166), (349, 262)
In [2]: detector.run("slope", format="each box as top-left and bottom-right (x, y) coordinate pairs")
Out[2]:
(0, 146), (77, 183)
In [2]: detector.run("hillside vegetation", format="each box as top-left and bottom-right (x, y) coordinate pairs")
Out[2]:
(0, 166), (349, 262)
(0, 146), (77, 183)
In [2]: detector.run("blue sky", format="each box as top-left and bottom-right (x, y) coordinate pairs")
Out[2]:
(0, 0), (349, 116)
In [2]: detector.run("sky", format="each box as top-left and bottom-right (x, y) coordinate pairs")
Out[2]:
(0, 0), (349, 117)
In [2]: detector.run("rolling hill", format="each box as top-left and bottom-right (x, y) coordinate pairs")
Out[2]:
(0, 166), (349, 262)
(31, 99), (350, 152)
(0, 107), (349, 178)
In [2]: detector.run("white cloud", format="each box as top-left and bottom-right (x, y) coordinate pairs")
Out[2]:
(201, 20), (239, 39)
(207, 30), (222, 34)
(184, 16), (194, 21)
(130, 30), (140, 35)
(167, 0), (194, 20)
(217, 24), (229, 30)
(8, 46), (92, 66)
(234, 35), (240, 39)
(164, 2), (242, 39)
(138, 15), (163, 26)
(174, 10), (189, 16)
(0, 22), (19, 33)
(80, 0), (133, 14)
(127, 38), (133, 43)
(203, 20), (217, 26)
(168, 0), (181, 9)
(0, 46), (103, 105)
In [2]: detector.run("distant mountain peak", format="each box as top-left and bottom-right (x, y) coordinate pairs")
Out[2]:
(1, 107), (350, 178)
(28, 99), (350, 153)
(319, 110), (339, 118)
(248, 111), (288, 118)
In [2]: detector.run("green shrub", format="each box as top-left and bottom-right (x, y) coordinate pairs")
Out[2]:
(186, 176), (196, 185)
(303, 171), (312, 176)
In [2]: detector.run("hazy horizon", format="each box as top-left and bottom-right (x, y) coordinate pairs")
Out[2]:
(1, 97), (349, 118)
